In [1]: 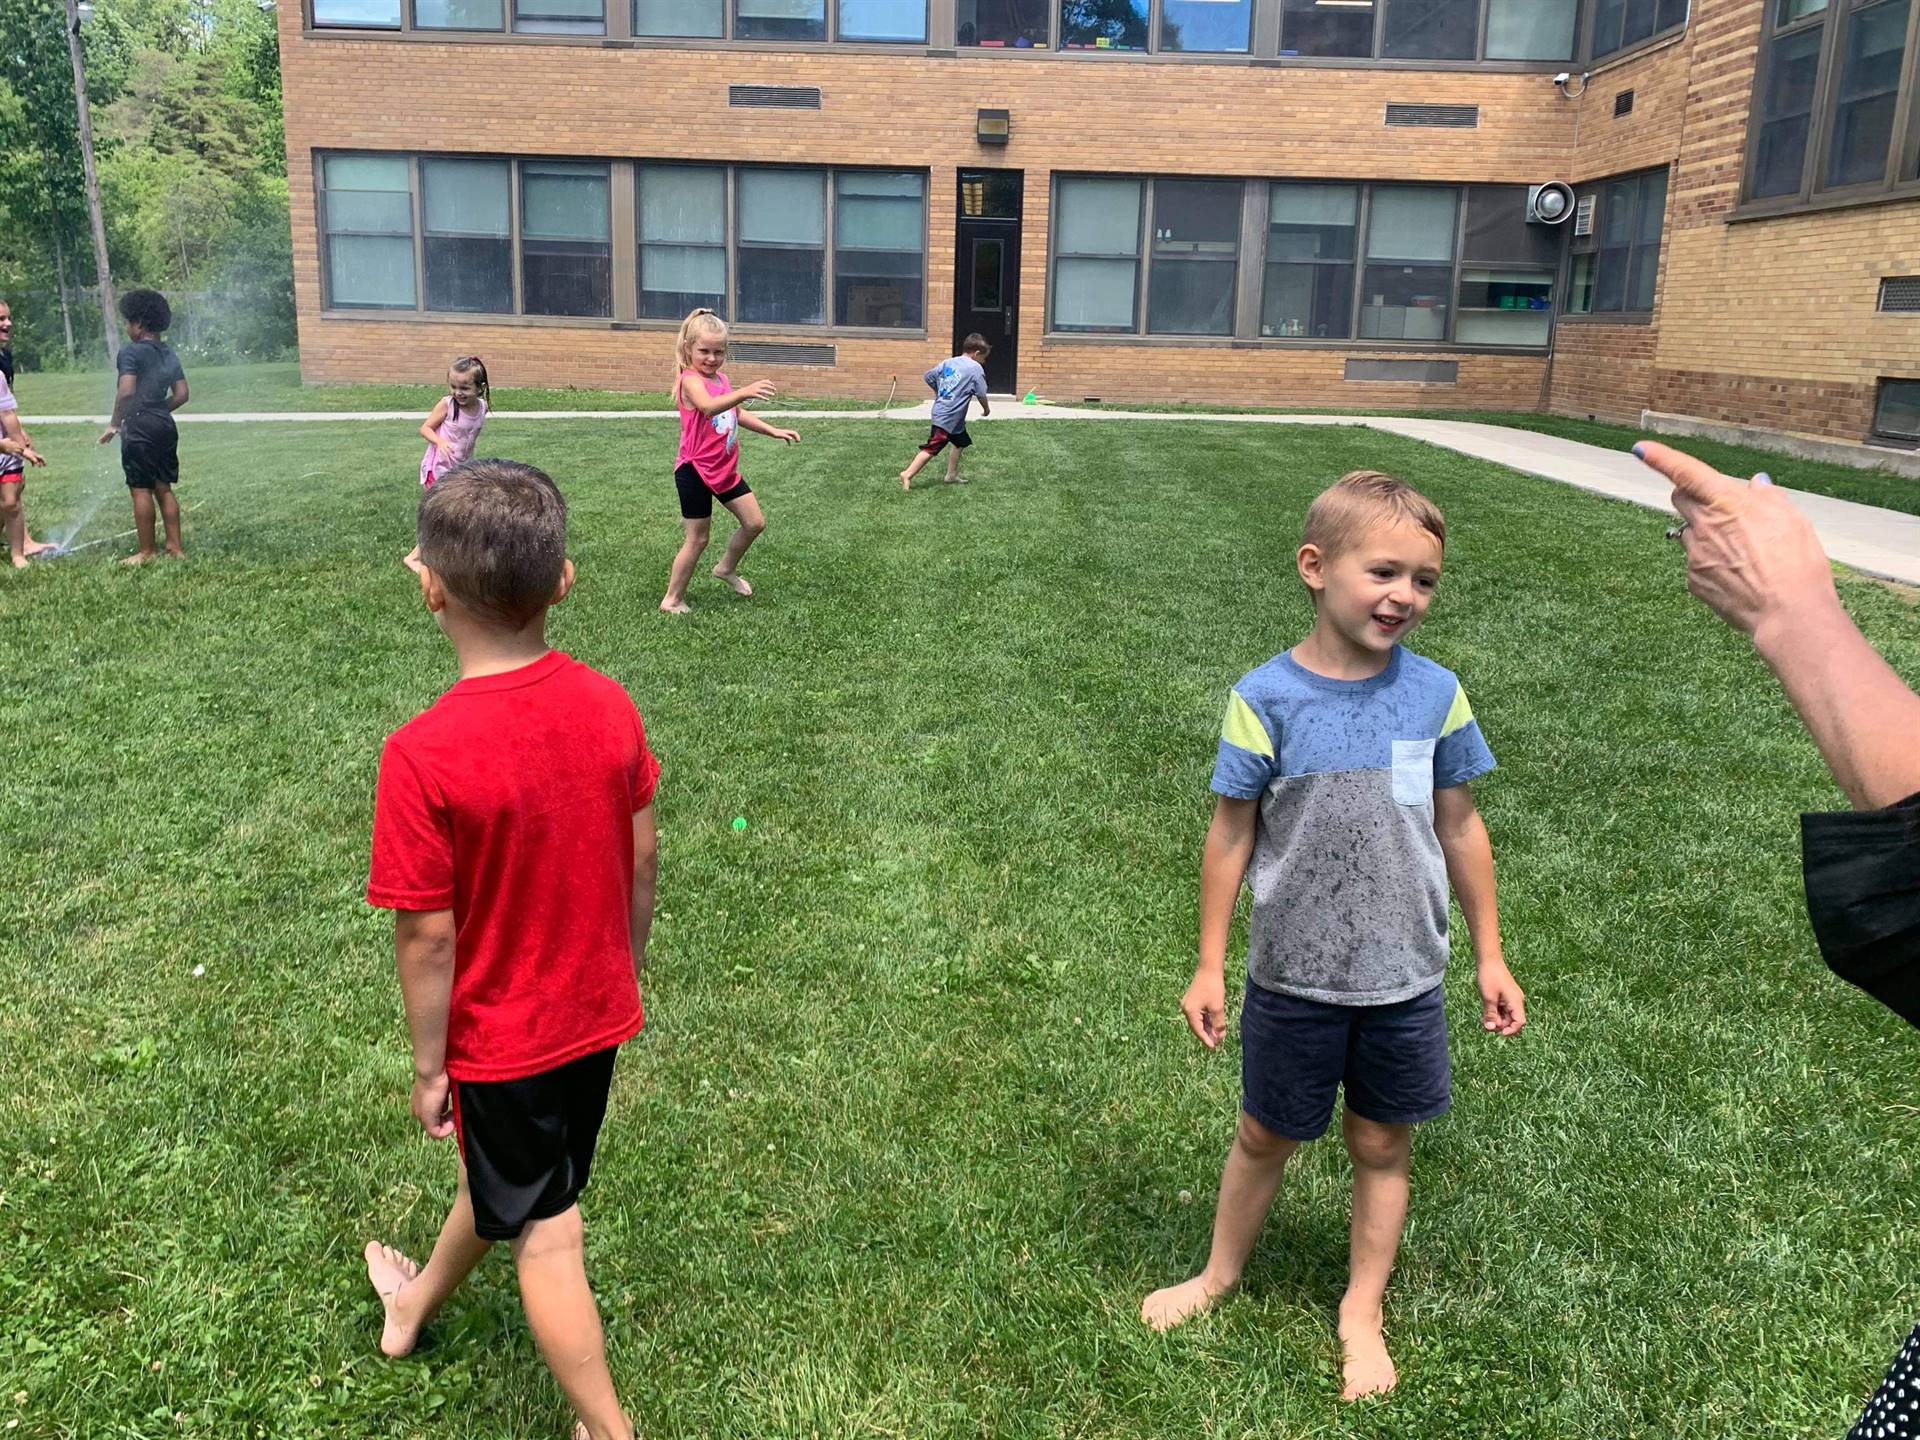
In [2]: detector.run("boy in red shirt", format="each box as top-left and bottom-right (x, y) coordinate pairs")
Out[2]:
(362, 459), (657, 1440)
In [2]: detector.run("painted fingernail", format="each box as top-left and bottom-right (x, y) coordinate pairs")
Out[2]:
(1631, 442), (1647, 460)
(1753, 471), (1773, 486)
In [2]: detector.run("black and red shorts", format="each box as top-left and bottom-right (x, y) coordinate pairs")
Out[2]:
(451, 1045), (620, 1241)
(920, 424), (972, 456)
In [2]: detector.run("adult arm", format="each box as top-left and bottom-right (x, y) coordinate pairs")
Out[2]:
(631, 804), (657, 975)
(679, 371), (776, 418)
(1182, 795), (1257, 1049)
(1434, 783), (1525, 1035)
(393, 908), (458, 1137)
(1637, 442), (1920, 809)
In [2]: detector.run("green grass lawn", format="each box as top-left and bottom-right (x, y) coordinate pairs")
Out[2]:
(2, 419), (1916, 1440)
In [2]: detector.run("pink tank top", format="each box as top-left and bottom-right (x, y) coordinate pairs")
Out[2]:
(420, 396), (488, 486)
(675, 370), (741, 493)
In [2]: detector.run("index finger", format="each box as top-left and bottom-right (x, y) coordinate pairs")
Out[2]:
(1632, 440), (1742, 508)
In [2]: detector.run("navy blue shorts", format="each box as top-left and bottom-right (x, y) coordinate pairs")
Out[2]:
(1240, 981), (1450, 1141)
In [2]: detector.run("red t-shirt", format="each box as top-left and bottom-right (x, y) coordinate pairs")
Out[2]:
(366, 650), (659, 1083)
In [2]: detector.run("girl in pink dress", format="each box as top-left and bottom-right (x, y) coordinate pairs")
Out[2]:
(659, 310), (799, 615)
(403, 356), (490, 573)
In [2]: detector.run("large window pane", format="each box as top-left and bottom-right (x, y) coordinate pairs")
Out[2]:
(1463, 185), (1561, 266)
(1361, 186), (1455, 341)
(323, 155), (414, 308)
(1621, 0), (1657, 48)
(1627, 170), (1667, 309)
(423, 158), (510, 313)
(1161, 0), (1251, 52)
(1826, 0), (1910, 188)
(958, 0), (1047, 45)
(640, 166), (726, 320)
(1486, 0), (1577, 59)
(1061, 0), (1147, 49)
(522, 162), (610, 317)
(1455, 267), (1553, 346)
(736, 0), (824, 39)
(738, 168), (825, 324)
(836, 171), (924, 327)
(416, 0), (502, 25)
(1594, 178), (1633, 311)
(1873, 378), (1920, 440)
(1381, 0), (1476, 59)
(1054, 177), (1140, 331)
(314, 0), (400, 24)
(1779, 0), (1828, 20)
(635, 0), (720, 33)
(1657, 0), (1689, 28)
(840, 0), (925, 40)
(1147, 179), (1239, 335)
(1281, 0), (1373, 55)
(1750, 26), (1824, 198)
(514, 0), (602, 29)
(1592, 0), (1624, 55)
(1263, 184), (1357, 340)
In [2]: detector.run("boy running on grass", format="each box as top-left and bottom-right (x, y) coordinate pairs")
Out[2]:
(1140, 470), (1526, 1401)
(899, 334), (991, 491)
(363, 459), (659, 1440)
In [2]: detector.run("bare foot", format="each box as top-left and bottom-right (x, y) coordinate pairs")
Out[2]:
(22, 539), (53, 556)
(658, 598), (692, 615)
(120, 551), (156, 567)
(899, 471), (912, 491)
(712, 566), (752, 597)
(1140, 1274), (1230, 1332)
(9, 555), (26, 570)
(1338, 1311), (1397, 1400)
(364, 1241), (424, 1358)
(164, 546), (185, 559)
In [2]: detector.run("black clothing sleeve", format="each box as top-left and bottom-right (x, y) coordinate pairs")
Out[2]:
(1801, 790), (1920, 1027)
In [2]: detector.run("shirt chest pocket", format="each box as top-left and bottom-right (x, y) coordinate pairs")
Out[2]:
(1391, 738), (1436, 806)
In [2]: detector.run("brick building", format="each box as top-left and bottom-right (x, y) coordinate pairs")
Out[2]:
(280, 0), (1920, 449)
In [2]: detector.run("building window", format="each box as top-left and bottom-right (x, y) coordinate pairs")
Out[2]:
(521, 161), (611, 316)
(1146, 179), (1241, 334)
(635, 0), (721, 33)
(422, 158), (512, 312)
(1279, 0), (1580, 60)
(415, 0), (502, 27)
(1382, 0), (1478, 60)
(1060, 0), (1147, 49)
(1567, 168), (1667, 314)
(1052, 177), (1143, 331)
(735, 0), (825, 39)
(1281, 0), (1374, 55)
(1262, 183), (1358, 338)
(736, 168), (827, 324)
(958, 0), (1049, 45)
(1873, 377), (1920, 441)
(1589, 0), (1688, 63)
(314, 0), (402, 25)
(1454, 185), (1559, 346)
(834, 171), (926, 325)
(1746, 0), (1920, 205)
(513, 0), (603, 31)
(1487, 0), (1578, 59)
(321, 155), (415, 308)
(1161, 0), (1252, 52)
(639, 165), (727, 319)
(1359, 186), (1457, 341)
(839, 0), (926, 38)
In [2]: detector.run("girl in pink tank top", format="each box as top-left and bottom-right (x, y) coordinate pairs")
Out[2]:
(660, 309), (799, 615)
(403, 356), (489, 573)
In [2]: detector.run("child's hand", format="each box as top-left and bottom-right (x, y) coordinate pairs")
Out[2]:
(97, 427), (117, 445)
(1180, 970), (1228, 1050)
(21, 444), (45, 467)
(743, 379), (778, 403)
(1477, 961), (1526, 1036)
(436, 438), (459, 462)
(411, 1071), (454, 1138)
(773, 428), (800, 445)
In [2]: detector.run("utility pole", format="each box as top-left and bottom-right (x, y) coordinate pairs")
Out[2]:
(63, 0), (117, 366)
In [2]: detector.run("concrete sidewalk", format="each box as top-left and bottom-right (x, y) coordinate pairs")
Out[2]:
(33, 400), (1919, 585)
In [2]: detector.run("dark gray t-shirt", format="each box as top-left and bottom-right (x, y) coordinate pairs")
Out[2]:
(117, 339), (185, 417)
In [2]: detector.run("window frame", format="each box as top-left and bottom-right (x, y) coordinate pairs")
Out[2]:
(1871, 375), (1920, 445)
(1275, 0), (1587, 64)
(1562, 166), (1669, 322)
(1738, 0), (1920, 215)
(317, 152), (420, 310)
(1582, 0), (1689, 66)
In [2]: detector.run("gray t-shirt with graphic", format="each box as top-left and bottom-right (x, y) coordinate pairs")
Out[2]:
(926, 355), (988, 431)
(1211, 646), (1496, 1006)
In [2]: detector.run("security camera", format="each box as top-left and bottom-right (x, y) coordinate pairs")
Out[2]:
(1553, 71), (1571, 85)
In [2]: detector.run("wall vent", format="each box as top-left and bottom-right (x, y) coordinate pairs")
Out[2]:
(1878, 276), (1920, 313)
(1384, 103), (1478, 129)
(1345, 359), (1460, 384)
(729, 341), (836, 366)
(729, 84), (822, 109)
(1614, 89), (1635, 117)
(1573, 194), (1598, 237)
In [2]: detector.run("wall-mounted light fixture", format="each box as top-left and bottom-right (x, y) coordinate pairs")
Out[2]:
(976, 108), (1010, 146)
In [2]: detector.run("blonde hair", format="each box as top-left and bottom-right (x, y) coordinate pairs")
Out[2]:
(674, 308), (728, 397)
(1301, 470), (1447, 561)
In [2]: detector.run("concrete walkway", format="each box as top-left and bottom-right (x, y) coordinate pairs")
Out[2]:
(34, 400), (1919, 585)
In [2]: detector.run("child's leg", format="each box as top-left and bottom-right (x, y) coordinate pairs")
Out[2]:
(2, 480), (26, 567)
(900, 443), (936, 488)
(1141, 1111), (1299, 1330)
(712, 493), (765, 594)
(124, 486), (159, 564)
(943, 446), (962, 483)
(1338, 1112), (1413, 1400)
(512, 1205), (632, 1440)
(661, 517), (711, 612)
(364, 1162), (493, 1358)
(155, 482), (184, 556)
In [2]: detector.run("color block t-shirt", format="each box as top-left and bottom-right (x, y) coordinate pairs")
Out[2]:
(367, 650), (660, 1082)
(1212, 645), (1495, 1006)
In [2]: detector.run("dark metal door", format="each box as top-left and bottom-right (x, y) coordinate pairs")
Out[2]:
(955, 169), (1022, 393)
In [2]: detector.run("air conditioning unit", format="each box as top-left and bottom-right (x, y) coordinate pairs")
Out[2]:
(1527, 182), (1576, 225)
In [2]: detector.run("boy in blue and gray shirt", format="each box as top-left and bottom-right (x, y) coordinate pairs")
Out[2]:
(898, 334), (990, 491)
(1139, 470), (1527, 1402)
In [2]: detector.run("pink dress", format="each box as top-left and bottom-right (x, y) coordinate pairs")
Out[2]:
(420, 396), (488, 487)
(675, 370), (741, 493)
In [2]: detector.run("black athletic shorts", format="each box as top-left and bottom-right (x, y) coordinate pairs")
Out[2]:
(451, 1045), (619, 1241)
(121, 410), (180, 490)
(674, 461), (751, 521)
(920, 424), (971, 455)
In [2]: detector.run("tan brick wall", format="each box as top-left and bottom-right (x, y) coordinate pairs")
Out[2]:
(1569, 32), (1693, 184)
(1547, 321), (1658, 422)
